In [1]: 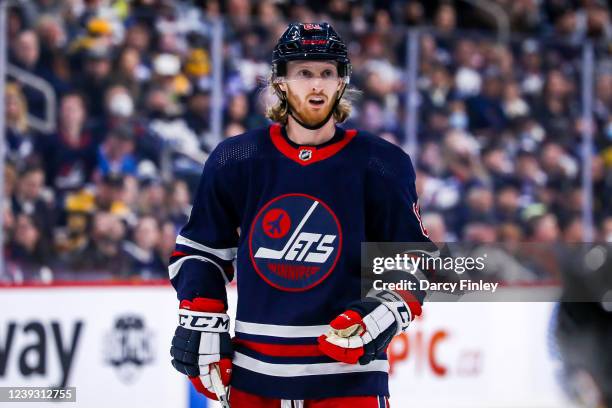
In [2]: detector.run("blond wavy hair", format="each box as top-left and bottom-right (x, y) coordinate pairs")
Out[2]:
(263, 73), (360, 125)
(5, 82), (29, 133)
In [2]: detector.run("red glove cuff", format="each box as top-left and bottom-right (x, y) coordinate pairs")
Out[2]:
(396, 290), (422, 318)
(180, 297), (226, 313)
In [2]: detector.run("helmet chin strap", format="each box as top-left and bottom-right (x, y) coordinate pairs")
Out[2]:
(285, 82), (348, 131)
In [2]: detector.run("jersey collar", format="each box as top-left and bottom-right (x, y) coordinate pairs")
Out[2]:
(269, 123), (358, 166)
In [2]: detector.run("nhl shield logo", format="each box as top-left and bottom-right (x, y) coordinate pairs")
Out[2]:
(298, 148), (313, 162)
(249, 193), (342, 291)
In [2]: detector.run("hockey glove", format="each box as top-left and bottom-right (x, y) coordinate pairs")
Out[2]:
(170, 297), (232, 400)
(318, 289), (422, 365)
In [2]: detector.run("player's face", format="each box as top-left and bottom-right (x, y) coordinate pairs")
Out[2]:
(279, 61), (343, 127)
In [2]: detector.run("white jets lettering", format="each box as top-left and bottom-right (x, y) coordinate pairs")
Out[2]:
(286, 232), (320, 261)
(305, 234), (336, 263)
(255, 202), (336, 264)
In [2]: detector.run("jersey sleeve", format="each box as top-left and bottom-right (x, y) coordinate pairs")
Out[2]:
(366, 147), (437, 306)
(169, 146), (240, 307)
(366, 150), (430, 243)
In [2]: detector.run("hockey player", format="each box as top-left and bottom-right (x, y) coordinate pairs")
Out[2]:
(169, 22), (433, 407)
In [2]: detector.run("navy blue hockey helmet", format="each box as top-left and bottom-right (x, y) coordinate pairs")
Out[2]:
(272, 22), (351, 79)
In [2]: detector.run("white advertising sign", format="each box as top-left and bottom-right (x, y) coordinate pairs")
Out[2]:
(387, 301), (571, 408)
(0, 285), (186, 408)
(1, 285), (572, 408)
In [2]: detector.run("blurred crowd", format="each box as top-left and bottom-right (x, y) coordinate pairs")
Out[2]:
(2, 0), (611, 283)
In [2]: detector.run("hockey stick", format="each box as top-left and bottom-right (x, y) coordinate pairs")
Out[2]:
(211, 365), (231, 408)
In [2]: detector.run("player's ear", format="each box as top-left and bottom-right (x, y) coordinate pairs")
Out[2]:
(277, 81), (287, 93)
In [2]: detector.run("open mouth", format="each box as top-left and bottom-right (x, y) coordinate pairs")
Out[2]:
(308, 97), (325, 106)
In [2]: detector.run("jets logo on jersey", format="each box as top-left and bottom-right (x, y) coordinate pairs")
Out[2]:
(249, 193), (342, 291)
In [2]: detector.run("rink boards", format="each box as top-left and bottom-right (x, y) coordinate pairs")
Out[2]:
(0, 283), (571, 408)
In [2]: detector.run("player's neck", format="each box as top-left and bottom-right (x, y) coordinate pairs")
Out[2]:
(285, 116), (336, 146)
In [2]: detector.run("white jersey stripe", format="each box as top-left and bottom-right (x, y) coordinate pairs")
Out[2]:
(235, 320), (328, 338)
(233, 352), (389, 377)
(176, 235), (237, 261)
(168, 255), (229, 284)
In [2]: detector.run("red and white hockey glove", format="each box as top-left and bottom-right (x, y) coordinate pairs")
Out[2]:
(170, 297), (232, 400)
(318, 289), (422, 365)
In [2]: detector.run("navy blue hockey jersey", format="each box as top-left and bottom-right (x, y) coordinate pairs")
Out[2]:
(170, 124), (431, 399)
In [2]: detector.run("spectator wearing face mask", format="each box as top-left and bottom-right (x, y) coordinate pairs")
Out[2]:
(102, 84), (163, 167)
(104, 84), (136, 127)
(502, 81), (530, 120)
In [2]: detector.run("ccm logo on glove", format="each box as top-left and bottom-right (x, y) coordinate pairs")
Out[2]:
(179, 309), (230, 332)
